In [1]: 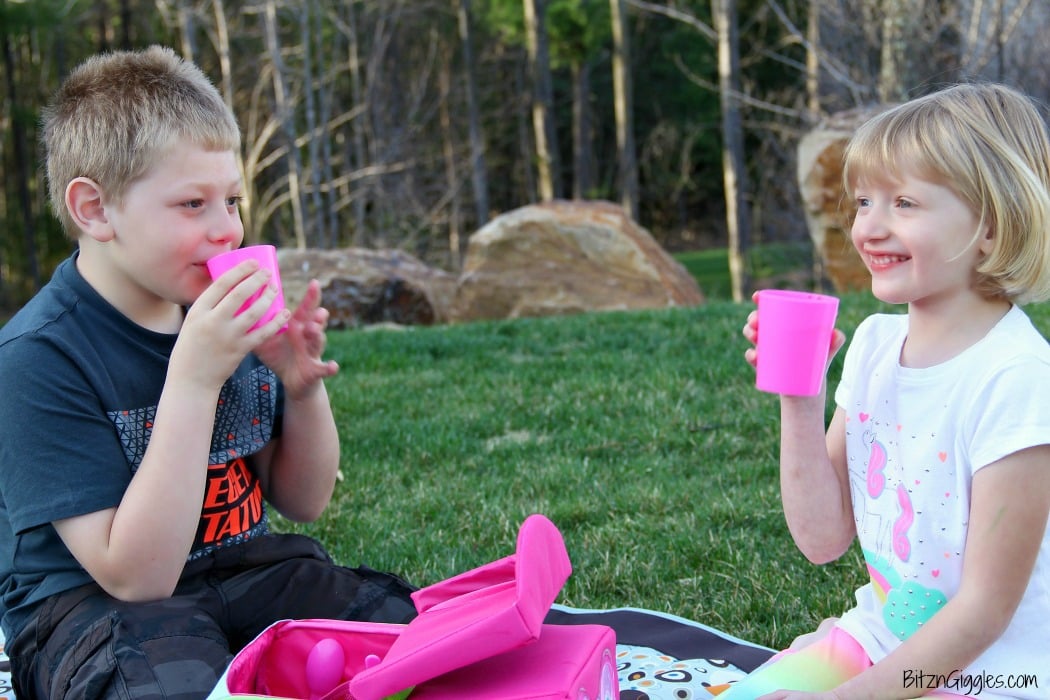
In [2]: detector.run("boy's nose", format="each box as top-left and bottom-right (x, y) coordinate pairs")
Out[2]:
(209, 208), (244, 246)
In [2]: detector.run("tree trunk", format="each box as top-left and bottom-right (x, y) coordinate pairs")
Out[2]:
(313, 0), (339, 248)
(712, 0), (751, 301)
(344, 0), (369, 245)
(522, 0), (561, 201)
(514, 54), (538, 202)
(571, 58), (594, 200)
(806, 0), (820, 120)
(879, 0), (911, 102)
(609, 0), (638, 219)
(456, 0), (490, 229)
(176, 0), (196, 61)
(439, 45), (462, 267)
(0, 2), (39, 295)
(263, 0), (306, 248)
(300, 0), (325, 247)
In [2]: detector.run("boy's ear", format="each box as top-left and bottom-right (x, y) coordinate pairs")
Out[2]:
(65, 177), (114, 242)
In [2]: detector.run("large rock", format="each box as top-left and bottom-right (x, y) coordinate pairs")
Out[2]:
(449, 201), (703, 322)
(797, 105), (890, 292)
(277, 247), (456, 328)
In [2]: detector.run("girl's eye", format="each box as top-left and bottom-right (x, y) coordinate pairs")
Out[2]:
(226, 196), (244, 208)
(183, 199), (204, 210)
(856, 197), (871, 208)
(895, 198), (914, 209)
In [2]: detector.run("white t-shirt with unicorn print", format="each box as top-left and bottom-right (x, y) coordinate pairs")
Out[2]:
(834, 306), (1050, 699)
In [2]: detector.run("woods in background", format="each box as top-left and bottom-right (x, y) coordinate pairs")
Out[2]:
(3, 0), (1049, 309)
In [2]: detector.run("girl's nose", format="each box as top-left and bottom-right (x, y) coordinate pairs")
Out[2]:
(851, 206), (888, 243)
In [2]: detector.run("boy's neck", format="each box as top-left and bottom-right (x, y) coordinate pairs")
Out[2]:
(76, 249), (185, 335)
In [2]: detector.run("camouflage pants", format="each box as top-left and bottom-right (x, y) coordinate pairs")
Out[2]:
(8, 533), (417, 700)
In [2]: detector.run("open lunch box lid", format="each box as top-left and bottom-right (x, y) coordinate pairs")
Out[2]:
(348, 513), (573, 700)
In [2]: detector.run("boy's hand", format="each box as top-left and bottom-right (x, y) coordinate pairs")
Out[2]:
(172, 260), (282, 391)
(253, 279), (339, 399)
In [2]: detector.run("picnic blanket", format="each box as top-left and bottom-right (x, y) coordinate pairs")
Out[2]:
(547, 605), (775, 699)
(0, 610), (774, 699)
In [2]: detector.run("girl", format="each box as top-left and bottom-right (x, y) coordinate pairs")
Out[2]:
(733, 83), (1050, 699)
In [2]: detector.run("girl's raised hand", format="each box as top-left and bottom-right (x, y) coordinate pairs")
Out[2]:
(742, 291), (847, 375)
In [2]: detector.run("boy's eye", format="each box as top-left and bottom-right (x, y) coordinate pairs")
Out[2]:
(895, 198), (914, 209)
(226, 196), (244, 208)
(182, 199), (204, 209)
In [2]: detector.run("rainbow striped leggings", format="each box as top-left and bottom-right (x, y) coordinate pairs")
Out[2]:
(719, 624), (975, 699)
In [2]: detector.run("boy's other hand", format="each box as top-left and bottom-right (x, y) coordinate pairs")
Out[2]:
(253, 279), (339, 399)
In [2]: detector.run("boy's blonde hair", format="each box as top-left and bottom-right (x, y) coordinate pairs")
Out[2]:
(843, 82), (1050, 304)
(43, 45), (241, 239)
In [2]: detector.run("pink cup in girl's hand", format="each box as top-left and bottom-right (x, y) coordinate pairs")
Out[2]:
(206, 244), (287, 333)
(755, 289), (839, 396)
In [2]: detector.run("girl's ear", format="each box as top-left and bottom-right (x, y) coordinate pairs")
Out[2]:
(65, 177), (114, 243)
(977, 223), (995, 255)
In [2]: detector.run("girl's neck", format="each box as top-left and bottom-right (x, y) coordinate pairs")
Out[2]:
(901, 295), (1011, 368)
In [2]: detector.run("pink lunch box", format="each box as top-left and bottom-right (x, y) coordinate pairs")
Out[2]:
(209, 514), (618, 700)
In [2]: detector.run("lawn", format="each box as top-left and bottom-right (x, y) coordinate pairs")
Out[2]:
(674, 242), (818, 299)
(272, 289), (1039, 651)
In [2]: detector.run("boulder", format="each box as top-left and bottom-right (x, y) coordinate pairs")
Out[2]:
(449, 201), (703, 322)
(797, 105), (891, 292)
(277, 247), (456, 329)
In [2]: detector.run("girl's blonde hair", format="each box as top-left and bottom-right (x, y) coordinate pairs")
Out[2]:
(43, 45), (241, 239)
(842, 83), (1050, 304)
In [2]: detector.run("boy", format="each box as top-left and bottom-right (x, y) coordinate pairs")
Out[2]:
(0, 46), (416, 698)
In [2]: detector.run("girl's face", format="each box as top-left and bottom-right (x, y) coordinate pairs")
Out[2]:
(98, 142), (245, 314)
(850, 172), (992, 310)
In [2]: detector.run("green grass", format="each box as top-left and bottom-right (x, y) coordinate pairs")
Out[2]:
(674, 242), (819, 299)
(272, 291), (1049, 650)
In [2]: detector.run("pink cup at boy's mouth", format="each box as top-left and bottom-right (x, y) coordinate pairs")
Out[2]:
(205, 244), (287, 333)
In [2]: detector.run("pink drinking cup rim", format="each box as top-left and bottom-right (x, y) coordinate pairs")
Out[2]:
(206, 244), (278, 277)
(756, 288), (837, 305)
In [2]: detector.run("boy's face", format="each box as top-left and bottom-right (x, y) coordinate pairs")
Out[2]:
(96, 142), (244, 309)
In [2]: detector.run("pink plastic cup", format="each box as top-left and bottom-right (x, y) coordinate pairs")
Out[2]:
(205, 244), (287, 333)
(755, 289), (839, 396)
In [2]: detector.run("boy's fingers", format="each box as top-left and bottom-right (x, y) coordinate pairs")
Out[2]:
(197, 260), (261, 309)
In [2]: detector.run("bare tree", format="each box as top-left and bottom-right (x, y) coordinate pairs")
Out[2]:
(610, 0), (639, 219)
(262, 0), (306, 248)
(523, 0), (561, 201)
(712, 0), (751, 301)
(439, 42), (463, 266)
(300, 0), (325, 247)
(456, 0), (490, 229)
(341, 0), (370, 245)
(0, 0), (38, 295)
(571, 57), (594, 200)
